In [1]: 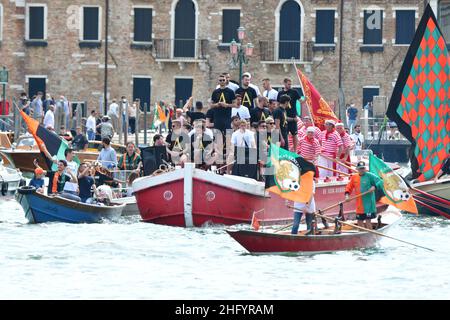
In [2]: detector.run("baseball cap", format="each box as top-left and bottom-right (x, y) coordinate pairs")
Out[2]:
(356, 161), (366, 169)
(243, 72), (252, 79)
(35, 167), (44, 175)
(306, 126), (316, 133)
(325, 119), (336, 126)
(335, 122), (344, 127)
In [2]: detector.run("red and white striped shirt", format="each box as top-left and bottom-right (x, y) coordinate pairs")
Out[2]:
(339, 132), (353, 149)
(298, 136), (321, 162)
(298, 125), (322, 141)
(320, 130), (343, 157)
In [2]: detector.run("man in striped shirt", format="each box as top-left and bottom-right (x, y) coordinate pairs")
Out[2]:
(318, 120), (343, 178)
(298, 116), (322, 141)
(336, 122), (354, 174)
(298, 126), (321, 164)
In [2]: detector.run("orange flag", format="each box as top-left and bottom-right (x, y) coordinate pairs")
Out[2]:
(157, 104), (167, 122)
(296, 68), (339, 130)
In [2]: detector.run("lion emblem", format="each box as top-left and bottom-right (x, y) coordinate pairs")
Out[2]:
(380, 171), (411, 202)
(273, 159), (301, 192)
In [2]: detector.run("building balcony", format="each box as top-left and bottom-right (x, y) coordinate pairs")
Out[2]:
(152, 39), (209, 70)
(259, 40), (314, 72)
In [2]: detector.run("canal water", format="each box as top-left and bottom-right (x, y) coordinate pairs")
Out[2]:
(1, 195), (449, 299)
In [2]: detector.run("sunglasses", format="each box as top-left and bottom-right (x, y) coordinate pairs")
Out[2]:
(267, 122), (275, 125)
(260, 125), (267, 128)
(218, 79), (226, 82)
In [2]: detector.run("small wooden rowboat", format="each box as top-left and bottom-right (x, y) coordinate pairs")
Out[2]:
(15, 186), (125, 223)
(226, 208), (402, 254)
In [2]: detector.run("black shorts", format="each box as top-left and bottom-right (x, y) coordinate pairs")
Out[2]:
(356, 212), (376, 221)
(287, 122), (298, 135)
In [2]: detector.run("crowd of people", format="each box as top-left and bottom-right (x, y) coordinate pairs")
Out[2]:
(22, 72), (370, 211)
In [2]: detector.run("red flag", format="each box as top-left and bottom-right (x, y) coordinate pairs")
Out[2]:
(296, 68), (339, 130)
(251, 212), (260, 231)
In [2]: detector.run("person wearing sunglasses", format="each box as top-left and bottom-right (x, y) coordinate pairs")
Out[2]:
(209, 75), (237, 135)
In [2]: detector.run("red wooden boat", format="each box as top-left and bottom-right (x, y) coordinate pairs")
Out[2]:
(226, 208), (402, 254)
(133, 163), (294, 227)
(133, 163), (388, 227)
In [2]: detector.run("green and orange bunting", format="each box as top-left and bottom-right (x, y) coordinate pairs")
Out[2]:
(387, 4), (450, 182)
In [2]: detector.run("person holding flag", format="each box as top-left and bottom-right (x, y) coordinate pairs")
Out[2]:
(265, 143), (316, 234)
(345, 161), (383, 229)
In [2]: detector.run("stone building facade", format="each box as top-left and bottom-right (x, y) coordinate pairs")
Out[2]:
(0, 0), (448, 118)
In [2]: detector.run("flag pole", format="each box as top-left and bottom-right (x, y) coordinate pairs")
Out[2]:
(292, 60), (315, 127)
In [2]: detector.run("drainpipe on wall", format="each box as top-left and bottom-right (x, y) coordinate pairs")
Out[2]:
(104, 0), (109, 115)
(338, 0), (346, 123)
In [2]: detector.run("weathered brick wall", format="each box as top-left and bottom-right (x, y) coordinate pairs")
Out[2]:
(0, 0), (427, 118)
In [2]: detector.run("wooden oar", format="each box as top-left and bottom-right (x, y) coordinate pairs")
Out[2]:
(316, 164), (351, 177)
(311, 210), (434, 252)
(275, 190), (374, 233)
(320, 154), (357, 173)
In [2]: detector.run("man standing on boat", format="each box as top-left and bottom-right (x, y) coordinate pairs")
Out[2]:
(319, 120), (343, 178)
(291, 186), (316, 235)
(345, 161), (382, 230)
(118, 142), (142, 172)
(336, 122), (354, 174)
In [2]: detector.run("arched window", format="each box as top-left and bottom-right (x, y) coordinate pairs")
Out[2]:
(174, 0), (196, 58)
(278, 0), (301, 60)
(438, 0), (450, 45)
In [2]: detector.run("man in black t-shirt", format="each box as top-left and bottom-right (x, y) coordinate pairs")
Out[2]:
(235, 74), (258, 110)
(277, 78), (300, 152)
(210, 74), (236, 133)
(273, 95), (290, 150)
(250, 96), (271, 126)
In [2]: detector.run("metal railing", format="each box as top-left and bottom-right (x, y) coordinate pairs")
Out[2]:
(259, 40), (314, 62)
(153, 39), (208, 60)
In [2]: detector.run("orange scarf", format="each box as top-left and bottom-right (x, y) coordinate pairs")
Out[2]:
(52, 172), (61, 194)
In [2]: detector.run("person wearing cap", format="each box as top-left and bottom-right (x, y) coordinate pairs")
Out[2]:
(297, 126), (321, 164)
(29, 167), (46, 194)
(298, 116), (321, 141)
(319, 119), (343, 178)
(277, 78), (301, 152)
(236, 74), (258, 110)
(335, 122), (354, 174)
(98, 115), (114, 140)
(72, 126), (89, 151)
(345, 161), (382, 229)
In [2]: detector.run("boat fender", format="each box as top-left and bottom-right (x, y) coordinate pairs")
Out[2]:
(1, 182), (8, 196)
(18, 186), (36, 195)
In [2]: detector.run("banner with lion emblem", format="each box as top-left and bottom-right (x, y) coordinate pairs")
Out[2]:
(369, 154), (418, 214)
(265, 143), (316, 203)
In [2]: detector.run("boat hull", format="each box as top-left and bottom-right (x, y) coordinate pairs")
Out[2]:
(226, 209), (401, 254)
(15, 187), (125, 223)
(133, 164), (294, 227)
(412, 178), (450, 218)
(133, 165), (387, 227)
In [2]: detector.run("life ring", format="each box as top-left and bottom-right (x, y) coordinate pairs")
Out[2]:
(18, 186), (36, 195)
(1, 182), (8, 196)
